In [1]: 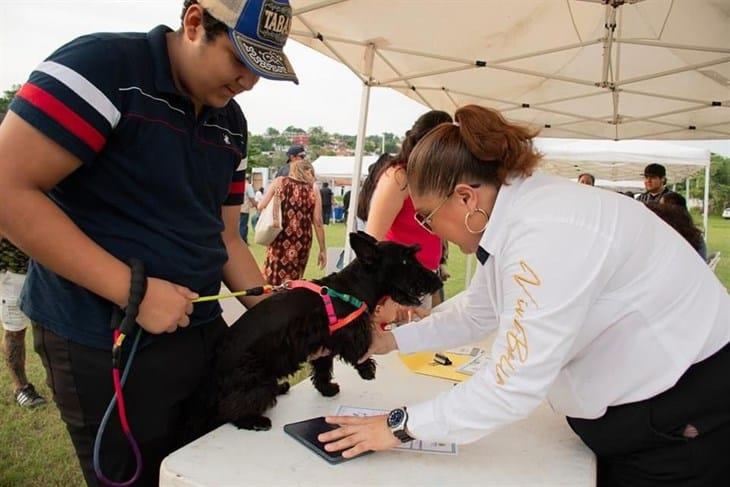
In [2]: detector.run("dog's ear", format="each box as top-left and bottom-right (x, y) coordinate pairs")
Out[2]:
(349, 232), (379, 266)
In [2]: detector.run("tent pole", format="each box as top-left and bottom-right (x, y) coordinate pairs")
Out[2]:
(703, 164), (710, 242)
(685, 178), (690, 200)
(343, 44), (375, 263)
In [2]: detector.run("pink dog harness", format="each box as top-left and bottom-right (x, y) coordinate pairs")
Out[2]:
(286, 280), (368, 334)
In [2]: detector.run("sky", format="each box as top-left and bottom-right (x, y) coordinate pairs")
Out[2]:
(1, 0), (728, 156)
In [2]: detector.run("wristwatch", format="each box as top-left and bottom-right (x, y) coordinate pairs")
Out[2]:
(387, 407), (414, 443)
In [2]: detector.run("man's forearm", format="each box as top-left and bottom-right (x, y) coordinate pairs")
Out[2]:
(222, 236), (267, 309)
(0, 187), (131, 307)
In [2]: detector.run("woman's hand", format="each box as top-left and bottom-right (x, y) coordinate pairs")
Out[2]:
(317, 249), (326, 269)
(358, 325), (398, 363)
(318, 415), (400, 459)
(136, 278), (197, 334)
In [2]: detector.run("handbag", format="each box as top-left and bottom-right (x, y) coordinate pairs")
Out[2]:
(254, 190), (283, 245)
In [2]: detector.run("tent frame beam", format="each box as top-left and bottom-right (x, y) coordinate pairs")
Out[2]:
(292, 0), (349, 16)
(616, 56), (730, 86)
(343, 45), (375, 263)
(615, 39), (730, 54)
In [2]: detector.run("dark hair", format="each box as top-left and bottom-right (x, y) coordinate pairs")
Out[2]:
(660, 191), (687, 209)
(407, 105), (541, 197)
(181, 0), (229, 41)
(646, 201), (704, 252)
(322, 182), (329, 188)
(393, 110), (453, 168)
(578, 173), (595, 185)
(357, 153), (393, 221)
(359, 111), (452, 220)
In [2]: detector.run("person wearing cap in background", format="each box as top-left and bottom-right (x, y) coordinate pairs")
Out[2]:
(577, 173), (595, 186)
(276, 143), (307, 177)
(638, 163), (672, 203)
(0, 0), (298, 484)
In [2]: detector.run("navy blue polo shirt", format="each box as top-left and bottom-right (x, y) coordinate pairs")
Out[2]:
(10, 25), (247, 349)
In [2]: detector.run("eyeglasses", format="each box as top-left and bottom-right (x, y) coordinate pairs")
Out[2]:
(414, 191), (453, 234)
(413, 184), (482, 234)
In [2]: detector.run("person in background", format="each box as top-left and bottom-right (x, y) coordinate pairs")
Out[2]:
(356, 153), (393, 230)
(637, 163), (672, 203)
(654, 192), (707, 260)
(319, 181), (334, 225)
(251, 186), (265, 229)
(1, 234), (46, 408)
(365, 110), (454, 308)
(239, 175), (257, 244)
(577, 173), (595, 186)
(276, 144), (306, 178)
(259, 160), (326, 284)
(342, 189), (351, 225)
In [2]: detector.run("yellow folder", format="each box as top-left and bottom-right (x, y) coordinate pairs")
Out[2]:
(398, 352), (472, 382)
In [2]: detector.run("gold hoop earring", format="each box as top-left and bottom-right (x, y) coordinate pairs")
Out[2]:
(464, 208), (489, 234)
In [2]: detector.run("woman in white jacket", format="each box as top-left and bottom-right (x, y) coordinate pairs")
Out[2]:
(320, 105), (730, 486)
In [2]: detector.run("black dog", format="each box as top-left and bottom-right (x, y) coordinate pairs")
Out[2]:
(213, 232), (442, 432)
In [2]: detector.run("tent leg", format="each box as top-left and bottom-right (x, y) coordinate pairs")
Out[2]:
(344, 45), (375, 263)
(702, 164), (710, 243)
(685, 178), (690, 200)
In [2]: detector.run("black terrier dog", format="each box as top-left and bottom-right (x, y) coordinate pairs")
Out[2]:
(213, 232), (442, 432)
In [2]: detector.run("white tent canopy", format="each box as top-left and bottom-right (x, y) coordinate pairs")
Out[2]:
(289, 0), (726, 259)
(312, 155), (380, 181)
(291, 0), (729, 141)
(535, 139), (710, 182)
(314, 141), (710, 183)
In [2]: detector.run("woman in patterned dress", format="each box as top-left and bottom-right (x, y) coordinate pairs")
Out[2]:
(258, 160), (326, 285)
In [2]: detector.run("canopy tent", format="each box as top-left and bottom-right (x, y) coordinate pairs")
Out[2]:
(313, 139), (712, 231)
(288, 0), (728, 259)
(312, 155), (380, 182)
(535, 139), (710, 182)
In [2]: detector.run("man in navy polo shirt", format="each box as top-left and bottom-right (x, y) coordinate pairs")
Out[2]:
(0, 1), (298, 485)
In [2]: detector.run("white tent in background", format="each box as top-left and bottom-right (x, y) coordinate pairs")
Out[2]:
(313, 140), (712, 230)
(289, 0), (728, 260)
(312, 155), (380, 183)
(534, 138), (711, 231)
(535, 139), (710, 183)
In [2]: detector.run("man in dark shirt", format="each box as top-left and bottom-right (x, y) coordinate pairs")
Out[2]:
(638, 163), (673, 203)
(0, 0), (299, 484)
(320, 182), (334, 224)
(276, 143), (307, 178)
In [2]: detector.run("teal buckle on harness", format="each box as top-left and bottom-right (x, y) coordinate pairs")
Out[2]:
(324, 288), (364, 308)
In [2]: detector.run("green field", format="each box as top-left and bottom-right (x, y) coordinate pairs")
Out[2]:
(2, 218), (727, 486)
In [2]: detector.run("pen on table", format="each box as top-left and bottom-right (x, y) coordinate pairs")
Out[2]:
(433, 353), (452, 366)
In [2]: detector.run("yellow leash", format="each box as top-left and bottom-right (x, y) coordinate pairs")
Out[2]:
(191, 284), (284, 303)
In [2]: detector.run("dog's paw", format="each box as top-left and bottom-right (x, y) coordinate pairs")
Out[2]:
(316, 382), (340, 397)
(232, 415), (272, 431)
(356, 359), (377, 380)
(277, 381), (290, 395)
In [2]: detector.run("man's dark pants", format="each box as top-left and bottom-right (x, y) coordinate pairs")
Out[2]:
(33, 317), (227, 486)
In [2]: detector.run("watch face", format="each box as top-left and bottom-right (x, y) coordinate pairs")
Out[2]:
(387, 408), (405, 428)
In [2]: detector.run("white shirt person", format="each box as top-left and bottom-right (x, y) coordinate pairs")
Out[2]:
(319, 105), (730, 486)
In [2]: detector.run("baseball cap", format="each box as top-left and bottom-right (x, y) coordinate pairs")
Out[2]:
(643, 163), (666, 178)
(287, 144), (306, 158)
(198, 0), (298, 84)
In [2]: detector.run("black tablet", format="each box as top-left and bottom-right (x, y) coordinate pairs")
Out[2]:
(283, 416), (371, 464)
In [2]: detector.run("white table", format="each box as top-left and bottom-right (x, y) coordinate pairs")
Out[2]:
(160, 353), (596, 486)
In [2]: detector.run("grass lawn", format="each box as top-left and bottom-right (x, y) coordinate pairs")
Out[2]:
(1, 219), (727, 486)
